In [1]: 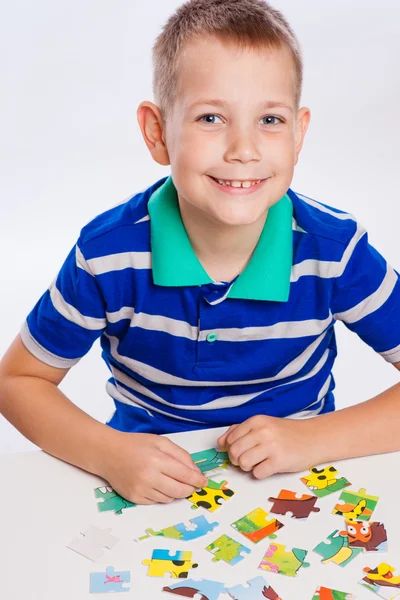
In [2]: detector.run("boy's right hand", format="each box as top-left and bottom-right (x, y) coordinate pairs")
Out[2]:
(100, 431), (208, 505)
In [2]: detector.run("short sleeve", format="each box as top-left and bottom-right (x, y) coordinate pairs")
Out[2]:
(331, 222), (400, 364)
(20, 241), (107, 368)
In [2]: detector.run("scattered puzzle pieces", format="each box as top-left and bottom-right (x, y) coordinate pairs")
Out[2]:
(258, 542), (310, 577)
(300, 466), (351, 498)
(231, 507), (283, 543)
(340, 519), (388, 552)
(90, 565), (130, 593)
(142, 549), (198, 578)
(227, 575), (283, 599)
(360, 563), (400, 599)
(268, 489), (320, 519)
(333, 488), (379, 521)
(134, 515), (219, 543)
(94, 486), (136, 515)
(312, 586), (357, 599)
(66, 526), (119, 561)
(163, 578), (227, 599)
(206, 534), (251, 566)
(190, 448), (230, 474)
(187, 478), (235, 512)
(313, 529), (362, 566)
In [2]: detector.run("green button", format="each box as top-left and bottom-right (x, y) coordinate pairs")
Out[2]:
(207, 332), (218, 343)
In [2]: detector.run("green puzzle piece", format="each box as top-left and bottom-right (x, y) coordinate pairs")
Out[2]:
(190, 448), (230, 473)
(259, 543), (310, 577)
(313, 530), (362, 566)
(94, 486), (136, 515)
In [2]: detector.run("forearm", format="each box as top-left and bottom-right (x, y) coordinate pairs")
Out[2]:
(307, 380), (400, 464)
(0, 375), (116, 476)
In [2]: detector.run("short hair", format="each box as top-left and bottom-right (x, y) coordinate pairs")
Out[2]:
(152, 0), (303, 121)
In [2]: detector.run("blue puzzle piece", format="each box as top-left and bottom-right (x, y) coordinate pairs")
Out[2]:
(90, 566), (130, 593)
(152, 549), (191, 561)
(175, 515), (219, 541)
(163, 578), (227, 600)
(227, 576), (281, 600)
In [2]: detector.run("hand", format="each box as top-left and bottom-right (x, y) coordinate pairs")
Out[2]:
(217, 415), (316, 479)
(100, 431), (208, 505)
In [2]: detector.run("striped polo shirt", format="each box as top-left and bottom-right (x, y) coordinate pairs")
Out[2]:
(21, 175), (400, 434)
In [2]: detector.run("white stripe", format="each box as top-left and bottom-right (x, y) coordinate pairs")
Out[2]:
(20, 321), (80, 368)
(286, 373), (332, 419)
(76, 245), (93, 275)
(379, 343), (400, 364)
(292, 216), (307, 233)
(296, 193), (355, 221)
(87, 252), (152, 275)
(207, 283), (235, 306)
(334, 264), (398, 324)
(134, 214), (150, 224)
(49, 282), (106, 330)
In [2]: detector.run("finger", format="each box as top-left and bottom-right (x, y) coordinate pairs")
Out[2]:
(159, 437), (202, 473)
(217, 424), (238, 448)
(228, 433), (258, 466)
(147, 487), (175, 504)
(253, 458), (277, 480)
(234, 444), (267, 472)
(156, 473), (199, 499)
(161, 455), (208, 490)
(225, 421), (253, 448)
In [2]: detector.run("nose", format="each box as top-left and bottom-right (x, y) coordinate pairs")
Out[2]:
(223, 127), (262, 164)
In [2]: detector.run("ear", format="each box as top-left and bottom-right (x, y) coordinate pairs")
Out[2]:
(137, 101), (170, 166)
(294, 106), (311, 165)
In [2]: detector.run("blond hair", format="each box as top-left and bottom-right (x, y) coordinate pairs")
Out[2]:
(152, 0), (303, 120)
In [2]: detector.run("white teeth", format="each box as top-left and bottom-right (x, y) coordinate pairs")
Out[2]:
(216, 178), (261, 187)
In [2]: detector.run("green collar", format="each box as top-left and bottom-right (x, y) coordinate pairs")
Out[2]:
(148, 175), (293, 301)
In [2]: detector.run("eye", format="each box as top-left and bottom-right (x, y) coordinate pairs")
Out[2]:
(347, 525), (356, 535)
(361, 526), (369, 535)
(198, 114), (223, 124)
(261, 115), (284, 126)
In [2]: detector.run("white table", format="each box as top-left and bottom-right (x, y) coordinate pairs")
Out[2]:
(1, 426), (399, 599)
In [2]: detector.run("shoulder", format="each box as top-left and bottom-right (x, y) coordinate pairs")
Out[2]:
(77, 176), (168, 258)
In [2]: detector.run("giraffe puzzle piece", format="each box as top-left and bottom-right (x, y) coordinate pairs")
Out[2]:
(231, 507), (284, 543)
(312, 586), (357, 599)
(227, 575), (283, 599)
(66, 525), (119, 561)
(187, 478), (235, 512)
(206, 534), (251, 566)
(341, 519), (388, 553)
(135, 515), (219, 542)
(142, 549), (198, 578)
(360, 562), (400, 598)
(259, 542), (310, 577)
(94, 486), (136, 515)
(190, 448), (230, 474)
(313, 529), (362, 566)
(300, 465), (351, 498)
(268, 489), (320, 520)
(163, 578), (227, 599)
(89, 565), (131, 593)
(333, 488), (379, 521)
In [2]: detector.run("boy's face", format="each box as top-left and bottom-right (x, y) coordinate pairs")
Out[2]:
(141, 36), (310, 228)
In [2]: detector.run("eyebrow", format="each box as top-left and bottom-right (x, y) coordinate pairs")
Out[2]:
(187, 98), (294, 112)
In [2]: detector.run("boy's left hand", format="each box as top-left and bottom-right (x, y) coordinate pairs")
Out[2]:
(217, 415), (318, 479)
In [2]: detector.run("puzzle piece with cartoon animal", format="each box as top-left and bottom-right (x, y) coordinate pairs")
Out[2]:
(190, 448), (230, 474)
(360, 562), (400, 599)
(89, 565), (130, 593)
(66, 525), (119, 561)
(333, 488), (379, 521)
(227, 575), (283, 599)
(206, 534), (251, 566)
(258, 543), (310, 577)
(136, 515), (220, 543)
(187, 478), (235, 512)
(300, 466), (351, 498)
(340, 519), (388, 552)
(163, 578), (227, 599)
(142, 549), (198, 578)
(312, 586), (357, 600)
(313, 529), (363, 566)
(94, 486), (136, 515)
(268, 489), (320, 519)
(231, 507), (284, 543)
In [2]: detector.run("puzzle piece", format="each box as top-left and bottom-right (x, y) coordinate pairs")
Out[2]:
(190, 448), (230, 474)
(312, 586), (357, 599)
(187, 478), (235, 512)
(142, 549), (198, 578)
(340, 519), (388, 552)
(163, 578), (227, 599)
(258, 543), (310, 577)
(67, 526), (119, 561)
(94, 486), (136, 515)
(231, 507), (283, 543)
(268, 489), (320, 519)
(333, 488), (379, 521)
(206, 534), (251, 566)
(313, 530), (362, 566)
(300, 466), (351, 498)
(227, 575), (283, 599)
(90, 566), (130, 593)
(134, 515), (219, 543)
(360, 563), (400, 599)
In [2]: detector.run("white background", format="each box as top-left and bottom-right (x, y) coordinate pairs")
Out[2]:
(1, 0), (399, 453)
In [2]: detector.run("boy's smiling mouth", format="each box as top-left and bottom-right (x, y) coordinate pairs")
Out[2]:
(207, 174), (269, 194)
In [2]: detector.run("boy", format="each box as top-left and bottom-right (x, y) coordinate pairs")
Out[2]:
(0, 0), (400, 506)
